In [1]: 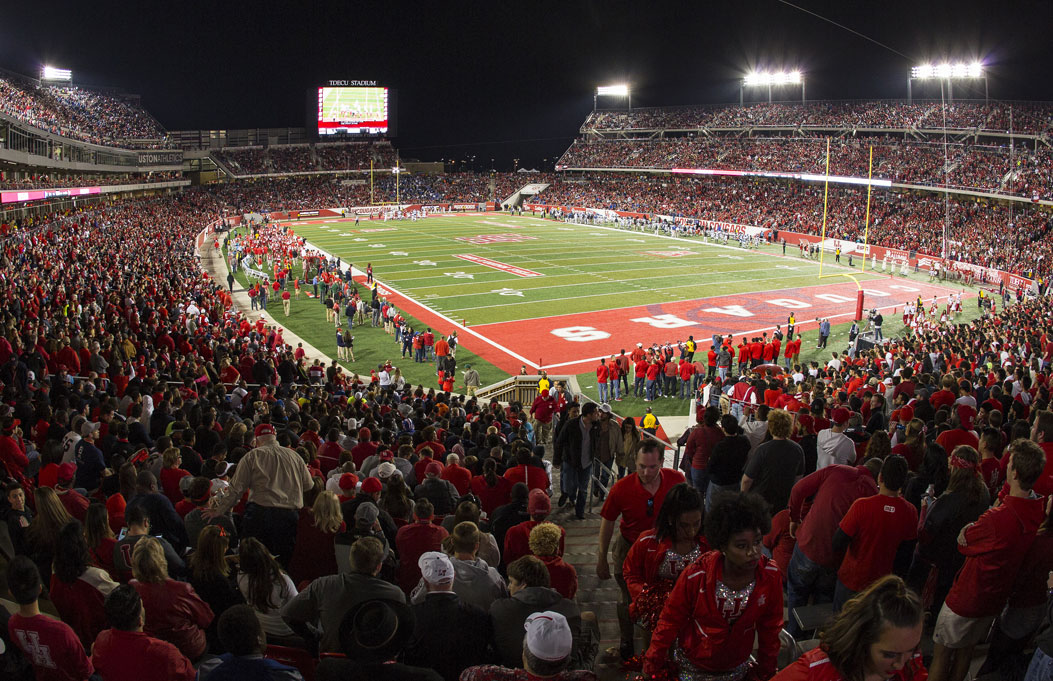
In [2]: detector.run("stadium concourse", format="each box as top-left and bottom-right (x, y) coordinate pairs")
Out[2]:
(3, 89), (1053, 681)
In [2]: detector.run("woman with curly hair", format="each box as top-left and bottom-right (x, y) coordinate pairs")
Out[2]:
(644, 491), (782, 681)
(623, 483), (708, 637)
(50, 520), (118, 648)
(773, 575), (925, 681)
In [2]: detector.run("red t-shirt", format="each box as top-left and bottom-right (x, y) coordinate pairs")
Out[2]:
(596, 364), (609, 382)
(503, 464), (549, 492)
(8, 612), (94, 681)
(600, 468), (686, 542)
(838, 494), (918, 592)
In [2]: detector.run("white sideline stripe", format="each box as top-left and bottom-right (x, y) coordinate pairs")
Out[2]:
(302, 239), (541, 370)
(538, 292), (963, 371)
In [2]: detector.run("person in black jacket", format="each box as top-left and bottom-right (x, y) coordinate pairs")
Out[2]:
(553, 402), (600, 520)
(404, 552), (491, 681)
(489, 483), (530, 573)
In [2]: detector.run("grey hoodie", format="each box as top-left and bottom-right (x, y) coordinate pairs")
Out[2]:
(413, 556), (506, 612)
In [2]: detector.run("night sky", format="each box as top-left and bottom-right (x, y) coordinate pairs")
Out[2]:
(3, 0), (1052, 170)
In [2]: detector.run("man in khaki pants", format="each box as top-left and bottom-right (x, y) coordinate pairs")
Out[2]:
(595, 442), (686, 661)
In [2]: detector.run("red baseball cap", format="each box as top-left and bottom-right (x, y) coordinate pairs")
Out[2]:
(831, 407), (851, 426)
(254, 424), (276, 438)
(898, 405), (914, 423)
(339, 472), (359, 491)
(57, 462), (77, 482)
(361, 477), (383, 495)
(425, 461), (443, 477)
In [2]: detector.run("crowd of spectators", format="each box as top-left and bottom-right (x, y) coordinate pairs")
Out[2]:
(557, 136), (1053, 199)
(582, 99), (1053, 135)
(0, 171), (182, 190)
(529, 173), (1053, 277)
(315, 141), (397, 171)
(0, 175), (1052, 680)
(214, 142), (401, 177)
(0, 74), (166, 147)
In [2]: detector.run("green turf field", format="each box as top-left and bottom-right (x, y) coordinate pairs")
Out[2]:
(287, 215), (887, 325)
(226, 212), (988, 417)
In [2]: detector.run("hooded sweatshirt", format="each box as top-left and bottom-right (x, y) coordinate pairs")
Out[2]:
(449, 557), (507, 611)
(944, 491), (1046, 618)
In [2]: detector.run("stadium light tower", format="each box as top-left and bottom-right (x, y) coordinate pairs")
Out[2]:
(40, 66), (72, 83)
(595, 84), (631, 111)
(741, 71), (804, 105)
(908, 61), (987, 103)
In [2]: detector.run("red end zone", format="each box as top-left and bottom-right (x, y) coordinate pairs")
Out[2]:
(470, 277), (970, 371)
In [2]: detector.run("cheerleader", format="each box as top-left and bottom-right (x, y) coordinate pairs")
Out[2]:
(623, 484), (709, 636)
(644, 492), (782, 681)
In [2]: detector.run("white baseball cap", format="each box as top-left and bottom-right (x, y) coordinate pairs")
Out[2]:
(524, 611), (572, 661)
(418, 551), (454, 584)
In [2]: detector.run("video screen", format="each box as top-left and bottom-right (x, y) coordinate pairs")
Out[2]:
(317, 86), (389, 135)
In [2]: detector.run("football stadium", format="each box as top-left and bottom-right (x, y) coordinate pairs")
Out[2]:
(1, 3), (1052, 681)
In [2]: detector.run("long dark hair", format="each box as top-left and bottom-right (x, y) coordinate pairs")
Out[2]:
(238, 537), (288, 612)
(483, 457), (498, 487)
(918, 443), (950, 494)
(820, 575), (923, 681)
(653, 483), (704, 543)
(53, 520), (90, 584)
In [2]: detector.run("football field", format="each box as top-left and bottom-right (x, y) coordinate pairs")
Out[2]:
(285, 213), (966, 375)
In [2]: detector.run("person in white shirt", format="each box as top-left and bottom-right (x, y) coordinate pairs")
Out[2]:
(816, 407), (857, 469)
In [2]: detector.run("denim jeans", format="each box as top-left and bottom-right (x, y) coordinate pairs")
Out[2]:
(561, 463), (590, 517)
(706, 481), (738, 513)
(611, 380), (621, 400)
(785, 544), (837, 637)
(598, 382), (609, 403)
(690, 467), (707, 495)
(634, 376), (645, 396)
(680, 378), (690, 399)
(833, 580), (858, 614)
(645, 379), (655, 400)
(1025, 648), (1053, 681)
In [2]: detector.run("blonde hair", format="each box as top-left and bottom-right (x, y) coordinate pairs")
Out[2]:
(162, 447), (182, 468)
(131, 536), (169, 583)
(528, 522), (562, 557)
(766, 409), (793, 439)
(312, 491), (344, 534)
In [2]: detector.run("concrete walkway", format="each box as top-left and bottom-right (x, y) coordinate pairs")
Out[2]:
(200, 240), (337, 370)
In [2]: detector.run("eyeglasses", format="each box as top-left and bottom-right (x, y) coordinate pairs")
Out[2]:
(646, 497), (655, 517)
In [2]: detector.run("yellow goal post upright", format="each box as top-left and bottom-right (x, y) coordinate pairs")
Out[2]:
(815, 140), (876, 321)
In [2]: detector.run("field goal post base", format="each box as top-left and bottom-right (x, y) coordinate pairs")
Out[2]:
(817, 270), (866, 321)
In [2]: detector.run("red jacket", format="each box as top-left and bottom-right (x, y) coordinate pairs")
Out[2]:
(470, 475), (513, 516)
(131, 579), (213, 661)
(395, 520), (449, 594)
(91, 628), (195, 681)
(442, 463), (473, 496)
(529, 394), (556, 423)
(623, 532), (710, 603)
(645, 550), (783, 678)
(540, 554), (578, 600)
(944, 492), (1046, 617)
(503, 464), (549, 492)
(772, 647), (927, 681)
(49, 569), (114, 649)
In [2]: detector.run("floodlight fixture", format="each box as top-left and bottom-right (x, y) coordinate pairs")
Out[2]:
(594, 83), (631, 110)
(40, 66), (72, 82)
(908, 61), (987, 103)
(740, 70), (805, 104)
(596, 84), (629, 97)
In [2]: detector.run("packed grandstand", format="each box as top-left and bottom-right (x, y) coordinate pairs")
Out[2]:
(2, 62), (1053, 681)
